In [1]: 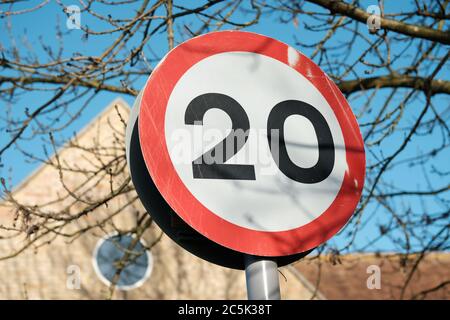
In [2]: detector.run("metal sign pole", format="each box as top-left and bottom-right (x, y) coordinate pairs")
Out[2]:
(244, 255), (281, 300)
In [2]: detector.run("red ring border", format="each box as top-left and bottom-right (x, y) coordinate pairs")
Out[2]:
(139, 31), (365, 256)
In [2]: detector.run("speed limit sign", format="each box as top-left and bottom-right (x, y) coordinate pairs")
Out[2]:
(138, 31), (365, 257)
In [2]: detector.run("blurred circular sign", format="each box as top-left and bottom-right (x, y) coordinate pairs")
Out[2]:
(135, 31), (365, 258)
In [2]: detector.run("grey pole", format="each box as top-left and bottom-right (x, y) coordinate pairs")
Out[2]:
(244, 255), (281, 300)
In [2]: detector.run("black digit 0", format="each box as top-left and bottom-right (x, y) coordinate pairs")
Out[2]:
(185, 93), (256, 180)
(267, 100), (335, 184)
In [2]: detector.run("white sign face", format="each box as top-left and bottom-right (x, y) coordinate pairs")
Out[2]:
(138, 31), (365, 256)
(164, 52), (346, 232)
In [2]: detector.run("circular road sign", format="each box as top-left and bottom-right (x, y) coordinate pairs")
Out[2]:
(126, 90), (306, 269)
(138, 31), (365, 257)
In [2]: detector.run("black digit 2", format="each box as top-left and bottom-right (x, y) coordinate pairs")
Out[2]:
(267, 100), (335, 184)
(185, 93), (256, 180)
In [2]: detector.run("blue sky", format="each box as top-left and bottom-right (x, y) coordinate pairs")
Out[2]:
(0, 1), (448, 253)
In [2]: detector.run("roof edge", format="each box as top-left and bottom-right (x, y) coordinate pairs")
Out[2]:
(3, 97), (131, 198)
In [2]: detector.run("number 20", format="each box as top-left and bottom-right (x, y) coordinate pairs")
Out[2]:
(184, 93), (335, 184)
